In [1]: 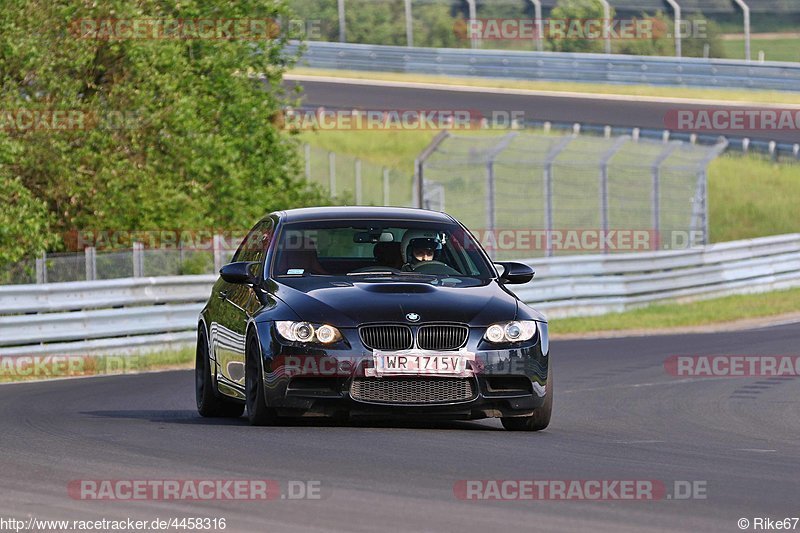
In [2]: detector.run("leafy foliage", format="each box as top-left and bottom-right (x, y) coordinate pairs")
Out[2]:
(0, 176), (55, 265)
(548, 0), (609, 53)
(0, 0), (327, 266)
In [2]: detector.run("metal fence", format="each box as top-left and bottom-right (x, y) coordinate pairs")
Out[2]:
(417, 129), (727, 258)
(289, 41), (800, 92)
(4, 243), (233, 286)
(301, 143), (415, 206)
(2, 128), (730, 283)
(2, 233), (798, 356)
(293, 0), (798, 58)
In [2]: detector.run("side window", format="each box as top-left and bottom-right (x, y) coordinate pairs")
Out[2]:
(232, 219), (273, 265)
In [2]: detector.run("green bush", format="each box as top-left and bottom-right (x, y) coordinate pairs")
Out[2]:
(0, 175), (56, 265)
(681, 12), (726, 58)
(548, 0), (609, 54)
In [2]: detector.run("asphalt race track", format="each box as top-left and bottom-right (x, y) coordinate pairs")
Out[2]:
(288, 78), (800, 144)
(1, 323), (798, 532)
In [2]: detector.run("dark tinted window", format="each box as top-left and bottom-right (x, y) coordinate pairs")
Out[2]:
(272, 219), (493, 279)
(232, 218), (273, 265)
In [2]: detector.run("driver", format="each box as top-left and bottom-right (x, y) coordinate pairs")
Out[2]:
(410, 238), (436, 264)
(400, 229), (443, 271)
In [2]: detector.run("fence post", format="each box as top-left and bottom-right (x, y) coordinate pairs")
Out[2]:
(337, 0), (346, 43)
(692, 139), (729, 246)
(328, 151), (336, 197)
(213, 234), (225, 273)
(543, 135), (576, 257)
(35, 251), (47, 284)
(484, 133), (518, 258)
(414, 130), (451, 209)
(598, 135), (630, 254)
(529, 0), (543, 52)
(132, 242), (144, 278)
(599, 0), (611, 54)
(651, 141), (681, 250)
(486, 161), (496, 247)
(466, 0), (478, 49)
(665, 0), (682, 58)
(404, 0), (413, 47)
(85, 246), (97, 281)
(732, 0), (751, 62)
(355, 158), (363, 204)
(382, 167), (390, 206)
(304, 143), (311, 180)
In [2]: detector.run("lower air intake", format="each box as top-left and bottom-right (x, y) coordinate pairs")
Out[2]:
(350, 377), (476, 404)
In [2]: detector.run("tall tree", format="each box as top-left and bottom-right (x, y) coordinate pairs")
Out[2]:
(0, 0), (325, 263)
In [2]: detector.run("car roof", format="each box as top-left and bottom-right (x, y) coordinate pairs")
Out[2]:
(274, 206), (456, 224)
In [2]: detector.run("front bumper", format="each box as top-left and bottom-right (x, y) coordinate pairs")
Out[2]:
(255, 322), (550, 420)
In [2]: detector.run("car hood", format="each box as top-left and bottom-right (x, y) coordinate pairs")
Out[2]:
(269, 277), (527, 327)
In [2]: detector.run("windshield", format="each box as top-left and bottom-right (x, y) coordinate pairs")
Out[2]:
(271, 219), (494, 280)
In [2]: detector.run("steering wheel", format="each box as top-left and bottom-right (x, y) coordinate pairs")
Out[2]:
(410, 261), (461, 276)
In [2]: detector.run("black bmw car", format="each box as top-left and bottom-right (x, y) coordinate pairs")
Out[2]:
(196, 206), (551, 431)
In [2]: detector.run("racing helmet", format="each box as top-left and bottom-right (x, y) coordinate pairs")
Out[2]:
(400, 229), (443, 263)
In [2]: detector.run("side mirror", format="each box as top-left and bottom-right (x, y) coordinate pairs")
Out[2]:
(495, 261), (535, 285)
(220, 261), (259, 285)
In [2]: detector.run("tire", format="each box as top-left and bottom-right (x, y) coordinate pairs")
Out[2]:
(196, 327), (244, 418)
(501, 365), (552, 432)
(245, 335), (280, 426)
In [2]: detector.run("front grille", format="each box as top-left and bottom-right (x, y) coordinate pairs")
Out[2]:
(417, 324), (469, 350)
(350, 377), (476, 404)
(360, 325), (413, 351)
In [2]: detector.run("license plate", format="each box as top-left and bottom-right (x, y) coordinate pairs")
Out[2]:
(366, 350), (475, 377)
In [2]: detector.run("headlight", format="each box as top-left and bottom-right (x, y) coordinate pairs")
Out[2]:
(275, 321), (342, 344)
(483, 320), (537, 344)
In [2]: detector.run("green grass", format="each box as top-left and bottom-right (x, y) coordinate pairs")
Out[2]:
(290, 67), (800, 105)
(550, 287), (800, 335)
(722, 38), (800, 63)
(298, 130), (435, 175)
(0, 348), (194, 383)
(709, 154), (800, 243)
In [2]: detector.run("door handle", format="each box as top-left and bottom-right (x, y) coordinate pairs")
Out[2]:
(218, 290), (228, 300)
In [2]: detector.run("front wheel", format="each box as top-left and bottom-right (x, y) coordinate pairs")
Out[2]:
(501, 365), (552, 432)
(196, 328), (244, 418)
(245, 335), (280, 426)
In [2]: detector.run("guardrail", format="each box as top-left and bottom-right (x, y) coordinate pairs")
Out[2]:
(290, 41), (800, 92)
(515, 233), (800, 317)
(0, 276), (214, 356)
(1, 234), (798, 356)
